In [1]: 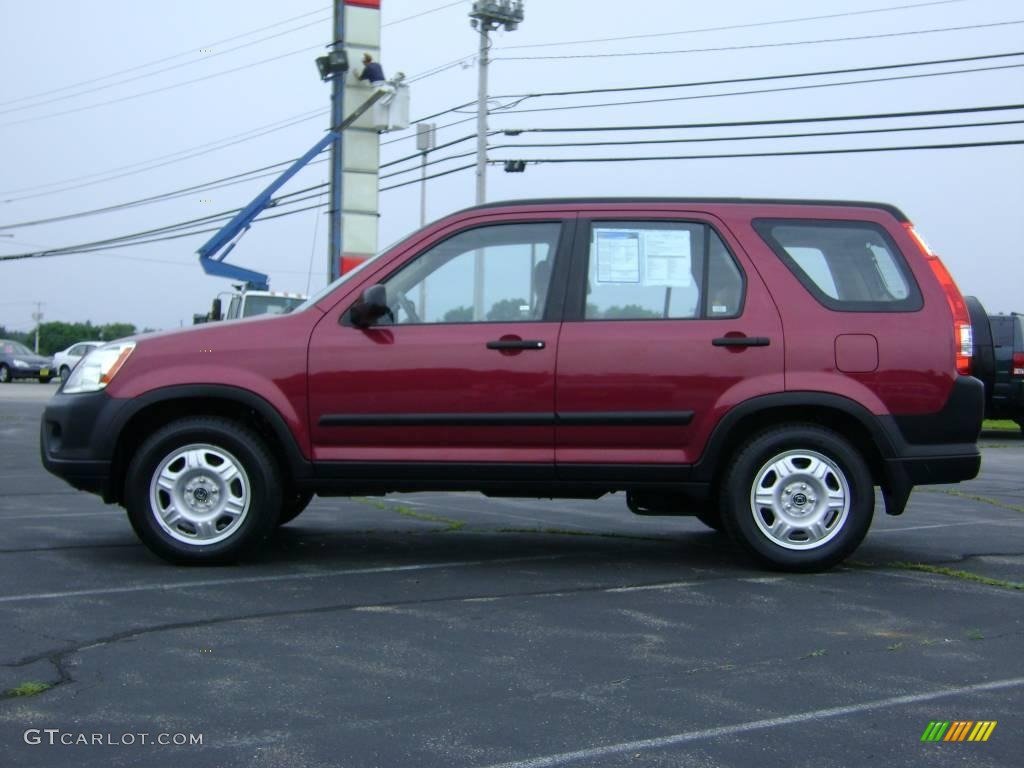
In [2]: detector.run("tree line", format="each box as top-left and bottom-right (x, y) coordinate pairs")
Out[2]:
(0, 321), (142, 356)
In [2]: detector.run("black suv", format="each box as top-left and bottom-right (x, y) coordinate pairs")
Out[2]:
(966, 297), (1024, 432)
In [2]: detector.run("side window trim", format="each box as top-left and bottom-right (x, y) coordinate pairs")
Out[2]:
(564, 217), (746, 322)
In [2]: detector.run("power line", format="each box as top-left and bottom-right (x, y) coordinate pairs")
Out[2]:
(0, 16), (332, 117)
(378, 113), (1024, 183)
(494, 20), (1024, 62)
(489, 63), (1024, 117)
(493, 52), (1024, 101)
(499, 0), (968, 50)
(383, 51), (1024, 149)
(492, 139), (1024, 167)
(379, 164), (478, 192)
(493, 119), (1024, 151)
(0, 109), (327, 204)
(0, 6), (332, 108)
(384, 1), (467, 28)
(0, 43), (325, 130)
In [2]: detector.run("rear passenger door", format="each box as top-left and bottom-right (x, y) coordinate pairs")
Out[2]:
(554, 213), (784, 475)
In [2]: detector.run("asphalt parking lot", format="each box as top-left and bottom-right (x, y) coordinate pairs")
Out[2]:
(0, 382), (1021, 767)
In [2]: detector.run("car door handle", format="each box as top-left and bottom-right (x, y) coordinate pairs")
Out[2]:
(712, 336), (771, 347)
(486, 339), (546, 350)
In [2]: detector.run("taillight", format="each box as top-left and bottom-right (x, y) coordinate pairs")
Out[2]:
(1013, 352), (1024, 378)
(903, 222), (972, 375)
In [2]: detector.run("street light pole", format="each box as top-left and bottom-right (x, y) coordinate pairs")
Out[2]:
(31, 302), (43, 354)
(469, 1), (524, 206)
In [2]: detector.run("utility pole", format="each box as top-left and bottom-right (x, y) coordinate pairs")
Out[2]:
(328, 1), (346, 283)
(31, 302), (43, 353)
(469, 1), (524, 205)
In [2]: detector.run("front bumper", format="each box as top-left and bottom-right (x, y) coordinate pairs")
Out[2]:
(40, 390), (126, 501)
(9, 364), (51, 380)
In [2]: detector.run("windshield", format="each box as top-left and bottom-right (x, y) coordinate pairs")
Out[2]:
(291, 231), (421, 313)
(2, 340), (35, 356)
(242, 295), (307, 317)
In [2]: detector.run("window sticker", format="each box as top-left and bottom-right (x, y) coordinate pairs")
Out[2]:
(594, 229), (641, 283)
(642, 229), (692, 287)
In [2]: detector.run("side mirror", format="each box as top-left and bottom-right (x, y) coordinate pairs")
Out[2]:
(210, 298), (223, 322)
(351, 284), (393, 328)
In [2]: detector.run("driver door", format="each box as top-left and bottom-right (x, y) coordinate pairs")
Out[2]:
(307, 216), (575, 479)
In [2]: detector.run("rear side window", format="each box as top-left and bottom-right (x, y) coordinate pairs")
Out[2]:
(582, 222), (744, 320)
(991, 316), (1024, 348)
(754, 219), (922, 312)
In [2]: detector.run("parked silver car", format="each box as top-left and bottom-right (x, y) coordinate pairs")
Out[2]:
(52, 340), (103, 382)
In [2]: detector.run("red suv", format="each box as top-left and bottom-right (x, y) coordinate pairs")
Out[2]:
(41, 198), (983, 571)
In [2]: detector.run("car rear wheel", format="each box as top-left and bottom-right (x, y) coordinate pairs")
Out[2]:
(125, 417), (282, 564)
(720, 425), (873, 572)
(0, 364), (10, 383)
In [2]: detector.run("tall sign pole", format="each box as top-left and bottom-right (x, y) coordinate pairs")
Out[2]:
(328, 1), (346, 282)
(469, 1), (524, 205)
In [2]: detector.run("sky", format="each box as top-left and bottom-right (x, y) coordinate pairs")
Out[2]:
(0, 0), (1021, 331)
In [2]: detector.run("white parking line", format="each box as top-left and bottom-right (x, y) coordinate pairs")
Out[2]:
(871, 520), (1021, 534)
(479, 677), (1024, 768)
(0, 555), (562, 604)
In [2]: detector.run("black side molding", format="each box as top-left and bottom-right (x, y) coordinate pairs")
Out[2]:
(319, 411), (695, 428)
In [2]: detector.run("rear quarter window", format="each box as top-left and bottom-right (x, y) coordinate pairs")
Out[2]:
(753, 219), (922, 312)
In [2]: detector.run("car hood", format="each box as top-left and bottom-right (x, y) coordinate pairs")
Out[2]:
(13, 354), (52, 366)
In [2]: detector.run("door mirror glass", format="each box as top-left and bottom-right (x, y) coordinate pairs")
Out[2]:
(351, 284), (394, 327)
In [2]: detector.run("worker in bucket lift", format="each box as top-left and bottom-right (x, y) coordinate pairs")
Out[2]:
(358, 53), (385, 85)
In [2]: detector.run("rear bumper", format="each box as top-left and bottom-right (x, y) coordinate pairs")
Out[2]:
(879, 375), (983, 514)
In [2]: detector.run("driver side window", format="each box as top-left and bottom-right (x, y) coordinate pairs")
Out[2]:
(380, 222), (562, 324)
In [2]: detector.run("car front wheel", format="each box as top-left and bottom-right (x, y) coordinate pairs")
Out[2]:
(720, 425), (873, 572)
(125, 417), (282, 563)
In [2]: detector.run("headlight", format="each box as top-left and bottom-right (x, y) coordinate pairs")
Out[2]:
(12, 359), (29, 369)
(63, 342), (136, 394)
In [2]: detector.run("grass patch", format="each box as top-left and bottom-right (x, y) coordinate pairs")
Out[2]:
(355, 498), (465, 531)
(983, 419), (1020, 432)
(804, 649), (827, 658)
(919, 488), (1024, 515)
(885, 561), (1024, 591)
(6, 681), (52, 697)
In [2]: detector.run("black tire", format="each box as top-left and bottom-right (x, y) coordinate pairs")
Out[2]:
(0, 364), (10, 384)
(124, 417), (283, 564)
(59, 366), (71, 383)
(719, 424), (874, 572)
(277, 490), (314, 526)
(39, 375), (52, 384)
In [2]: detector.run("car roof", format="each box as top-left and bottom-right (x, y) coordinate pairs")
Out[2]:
(457, 197), (908, 221)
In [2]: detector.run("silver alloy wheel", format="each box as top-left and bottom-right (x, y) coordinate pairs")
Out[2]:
(749, 449), (850, 550)
(148, 443), (251, 546)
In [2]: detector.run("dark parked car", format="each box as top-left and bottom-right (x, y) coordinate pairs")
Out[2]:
(41, 198), (983, 570)
(966, 296), (1024, 432)
(0, 339), (53, 383)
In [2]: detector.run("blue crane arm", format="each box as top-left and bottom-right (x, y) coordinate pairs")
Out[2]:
(197, 88), (389, 290)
